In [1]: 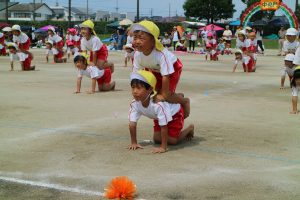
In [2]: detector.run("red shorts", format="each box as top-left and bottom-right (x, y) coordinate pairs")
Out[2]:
(243, 56), (255, 72)
(97, 68), (111, 85)
(22, 54), (32, 71)
(149, 59), (183, 93)
(55, 40), (64, 49)
(153, 106), (184, 139)
(54, 50), (64, 60)
(90, 44), (108, 62)
(19, 39), (31, 51)
(0, 47), (6, 55)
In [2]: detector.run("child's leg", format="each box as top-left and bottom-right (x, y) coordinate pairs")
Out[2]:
(124, 57), (128, 67)
(104, 62), (114, 74)
(101, 81), (115, 91)
(153, 125), (194, 145)
(97, 69), (115, 91)
(166, 94), (190, 119)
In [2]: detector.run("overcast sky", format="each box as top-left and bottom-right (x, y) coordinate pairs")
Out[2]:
(16, 0), (296, 18)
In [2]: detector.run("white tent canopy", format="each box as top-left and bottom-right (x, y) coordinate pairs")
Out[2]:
(182, 21), (206, 27)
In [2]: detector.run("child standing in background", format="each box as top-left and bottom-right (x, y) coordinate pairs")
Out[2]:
(124, 43), (135, 67)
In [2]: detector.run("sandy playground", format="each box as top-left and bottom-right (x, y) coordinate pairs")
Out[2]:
(0, 49), (299, 200)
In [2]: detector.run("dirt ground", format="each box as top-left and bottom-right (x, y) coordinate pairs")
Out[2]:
(0, 48), (299, 200)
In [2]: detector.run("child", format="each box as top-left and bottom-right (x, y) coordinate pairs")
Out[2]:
(236, 30), (255, 72)
(130, 20), (190, 118)
(282, 28), (299, 55)
(66, 41), (79, 59)
(217, 39), (225, 55)
(74, 53), (115, 94)
(128, 70), (194, 153)
(124, 43), (135, 67)
(290, 66), (300, 114)
(205, 32), (218, 60)
(247, 32), (258, 66)
(224, 42), (232, 55)
(11, 25), (31, 56)
(232, 50), (253, 73)
(281, 54), (295, 89)
(175, 38), (187, 52)
(45, 40), (53, 63)
(45, 40), (67, 63)
(7, 43), (35, 71)
(66, 28), (80, 59)
(47, 27), (64, 57)
(79, 20), (114, 73)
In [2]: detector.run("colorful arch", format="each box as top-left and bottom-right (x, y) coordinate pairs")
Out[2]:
(241, 2), (299, 29)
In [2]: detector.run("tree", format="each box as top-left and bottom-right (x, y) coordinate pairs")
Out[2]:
(183, 0), (235, 23)
(240, 0), (275, 21)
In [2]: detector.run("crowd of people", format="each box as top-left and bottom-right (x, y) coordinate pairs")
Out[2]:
(0, 19), (299, 153)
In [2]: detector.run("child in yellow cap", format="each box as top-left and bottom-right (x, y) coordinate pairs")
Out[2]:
(79, 19), (114, 74)
(130, 20), (190, 118)
(128, 70), (194, 153)
(73, 53), (115, 94)
(290, 66), (300, 114)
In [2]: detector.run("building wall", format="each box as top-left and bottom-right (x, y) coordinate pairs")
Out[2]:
(9, 5), (53, 21)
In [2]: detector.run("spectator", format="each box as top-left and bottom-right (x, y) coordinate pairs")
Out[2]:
(254, 27), (264, 54)
(172, 26), (180, 51)
(161, 33), (171, 48)
(188, 29), (197, 52)
(117, 26), (126, 50)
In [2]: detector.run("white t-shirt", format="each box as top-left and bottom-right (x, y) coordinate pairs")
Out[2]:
(127, 35), (133, 44)
(234, 56), (250, 65)
(133, 48), (177, 76)
(69, 35), (81, 42)
(292, 86), (299, 97)
(129, 99), (181, 126)
(46, 49), (53, 55)
(125, 51), (135, 59)
(13, 32), (29, 44)
(173, 31), (179, 42)
(293, 47), (300, 65)
(205, 38), (217, 46)
(281, 66), (295, 77)
(81, 36), (103, 52)
(77, 66), (105, 79)
(236, 39), (250, 50)
(201, 30), (208, 39)
(256, 31), (263, 40)
(51, 48), (60, 55)
(48, 34), (62, 43)
(247, 39), (257, 46)
(283, 41), (299, 54)
(10, 52), (28, 62)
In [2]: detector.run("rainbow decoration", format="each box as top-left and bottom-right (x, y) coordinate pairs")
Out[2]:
(241, 2), (299, 29)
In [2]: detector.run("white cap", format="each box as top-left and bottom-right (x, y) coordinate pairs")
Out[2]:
(2, 27), (12, 32)
(237, 30), (246, 36)
(245, 26), (252, 30)
(285, 53), (295, 61)
(7, 42), (18, 49)
(11, 25), (21, 31)
(48, 27), (56, 33)
(124, 43), (134, 50)
(286, 28), (298, 36)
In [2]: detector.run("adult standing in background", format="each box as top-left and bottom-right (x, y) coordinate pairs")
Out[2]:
(223, 25), (232, 46)
(188, 29), (197, 52)
(278, 26), (286, 56)
(201, 27), (208, 47)
(117, 26), (125, 50)
(172, 26), (180, 51)
(254, 27), (264, 54)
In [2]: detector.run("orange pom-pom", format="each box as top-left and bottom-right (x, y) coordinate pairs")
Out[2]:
(104, 176), (136, 200)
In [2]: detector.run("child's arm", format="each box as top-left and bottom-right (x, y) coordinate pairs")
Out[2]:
(75, 77), (82, 93)
(10, 61), (14, 71)
(280, 76), (285, 89)
(128, 122), (143, 150)
(232, 63), (238, 73)
(152, 125), (168, 153)
(87, 78), (97, 94)
(290, 96), (298, 114)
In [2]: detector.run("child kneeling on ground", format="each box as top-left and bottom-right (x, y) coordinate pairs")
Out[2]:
(128, 70), (194, 154)
(74, 53), (115, 94)
(7, 43), (35, 71)
(280, 54), (295, 89)
(45, 40), (67, 63)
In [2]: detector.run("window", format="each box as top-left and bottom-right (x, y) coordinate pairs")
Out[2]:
(14, 12), (31, 18)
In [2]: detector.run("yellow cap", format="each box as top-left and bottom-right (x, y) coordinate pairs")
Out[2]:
(80, 19), (97, 35)
(130, 70), (157, 96)
(295, 66), (300, 72)
(130, 20), (164, 51)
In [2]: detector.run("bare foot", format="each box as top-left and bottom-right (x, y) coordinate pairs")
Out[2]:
(185, 124), (194, 141)
(183, 98), (190, 119)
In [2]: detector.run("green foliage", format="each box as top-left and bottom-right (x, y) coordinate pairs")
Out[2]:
(183, 0), (235, 23)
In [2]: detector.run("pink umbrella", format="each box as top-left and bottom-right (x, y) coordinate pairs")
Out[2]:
(39, 25), (57, 31)
(199, 24), (224, 31)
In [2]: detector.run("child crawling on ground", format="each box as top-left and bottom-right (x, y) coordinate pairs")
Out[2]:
(7, 43), (35, 71)
(74, 53), (115, 94)
(128, 70), (194, 154)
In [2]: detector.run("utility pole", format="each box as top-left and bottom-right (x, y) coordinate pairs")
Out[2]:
(86, 0), (89, 19)
(136, 0), (139, 22)
(150, 8), (153, 18)
(33, 0), (36, 21)
(168, 3), (171, 19)
(116, 0), (119, 13)
(68, 0), (71, 28)
(5, 0), (8, 23)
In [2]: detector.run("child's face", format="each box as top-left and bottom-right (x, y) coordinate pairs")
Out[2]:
(285, 60), (294, 68)
(235, 53), (242, 60)
(238, 34), (245, 41)
(131, 83), (152, 102)
(133, 31), (155, 53)
(48, 30), (54, 36)
(249, 35), (256, 40)
(207, 36), (212, 40)
(286, 35), (296, 43)
(80, 27), (91, 38)
(12, 30), (20, 36)
(46, 44), (52, 49)
(125, 48), (133, 53)
(75, 60), (87, 70)
(9, 48), (17, 54)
